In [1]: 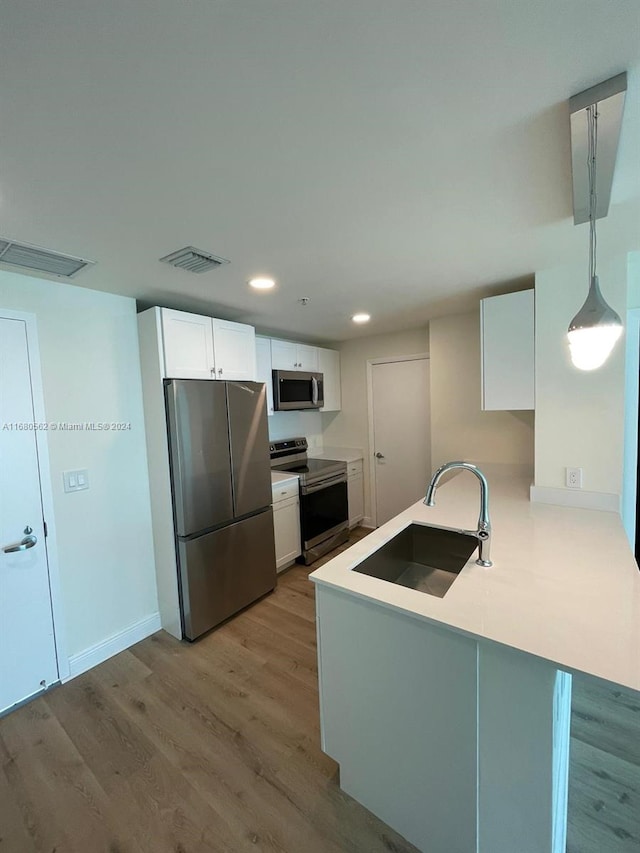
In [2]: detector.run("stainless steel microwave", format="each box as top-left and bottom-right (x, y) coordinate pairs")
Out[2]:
(272, 370), (324, 411)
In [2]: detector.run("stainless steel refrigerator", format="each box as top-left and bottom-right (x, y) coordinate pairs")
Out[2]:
(165, 379), (277, 640)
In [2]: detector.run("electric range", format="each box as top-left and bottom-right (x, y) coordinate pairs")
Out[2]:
(270, 437), (349, 564)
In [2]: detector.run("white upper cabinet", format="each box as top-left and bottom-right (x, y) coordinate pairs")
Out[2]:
(481, 290), (534, 411)
(271, 339), (319, 372)
(318, 347), (341, 411)
(296, 343), (319, 372)
(160, 308), (256, 381)
(271, 339), (298, 371)
(255, 336), (274, 416)
(212, 319), (256, 381)
(161, 308), (215, 379)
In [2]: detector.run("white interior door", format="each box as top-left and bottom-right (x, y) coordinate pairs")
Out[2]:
(371, 358), (431, 526)
(0, 317), (58, 713)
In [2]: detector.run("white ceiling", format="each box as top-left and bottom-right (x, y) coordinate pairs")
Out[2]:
(1, 0), (639, 341)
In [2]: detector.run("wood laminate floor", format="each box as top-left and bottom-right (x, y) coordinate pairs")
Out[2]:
(0, 527), (638, 852)
(567, 677), (640, 852)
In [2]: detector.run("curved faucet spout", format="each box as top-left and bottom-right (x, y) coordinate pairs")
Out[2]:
(424, 461), (492, 567)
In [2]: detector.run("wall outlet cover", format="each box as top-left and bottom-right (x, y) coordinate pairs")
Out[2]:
(565, 467), (583, 489)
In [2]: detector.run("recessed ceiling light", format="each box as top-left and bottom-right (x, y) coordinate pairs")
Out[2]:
(249, 277), (276, 290)
(352, 313), (371, 324)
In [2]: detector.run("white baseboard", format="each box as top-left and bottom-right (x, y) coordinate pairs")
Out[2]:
(530, 485), (620, 513)
(65, 612), (161, 682)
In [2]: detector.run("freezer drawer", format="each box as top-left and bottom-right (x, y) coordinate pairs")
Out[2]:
(177, 509), (277, 640)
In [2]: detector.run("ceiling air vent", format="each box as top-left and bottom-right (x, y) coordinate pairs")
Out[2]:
(159, 246), (230, 274)
(0, 238), (95, 278)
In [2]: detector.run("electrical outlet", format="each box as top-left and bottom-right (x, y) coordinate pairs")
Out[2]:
(565, 467), (583, 489)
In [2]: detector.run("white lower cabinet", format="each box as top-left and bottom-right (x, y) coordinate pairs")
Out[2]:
(347, 460), (364, 527)
(316, 586), (478, 853)
(272, 480), (301, 571)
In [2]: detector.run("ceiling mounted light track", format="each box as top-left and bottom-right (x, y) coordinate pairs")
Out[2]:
(567, 74), (625, 371)
(570, 73), (626, 225)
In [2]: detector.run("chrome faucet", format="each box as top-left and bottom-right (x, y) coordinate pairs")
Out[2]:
(424, 461), (492, 567)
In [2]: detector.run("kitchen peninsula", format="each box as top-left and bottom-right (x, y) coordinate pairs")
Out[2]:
(310, 464), (640, 853)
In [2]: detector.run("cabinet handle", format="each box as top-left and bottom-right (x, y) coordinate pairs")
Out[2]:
(210, 368), (216, 375)
(218, 368), (223, 375)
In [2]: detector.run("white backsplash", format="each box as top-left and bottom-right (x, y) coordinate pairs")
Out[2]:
(268, 411), (323, 450)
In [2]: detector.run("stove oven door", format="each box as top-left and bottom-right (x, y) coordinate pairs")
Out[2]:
(300, 474), (349, 549)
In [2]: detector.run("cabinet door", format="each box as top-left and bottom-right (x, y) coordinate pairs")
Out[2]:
(481, 290), (534, 411)
(271, 339), (298, 370)
(161, 308), (215, 379)
(211, 319), (257, 381)
(255, 337), (274, 416)
(297, 344), (319, 372)
(347, 473), (364, 527)
(318, 347), (341, 411)
(273, 497), (301, 570)
(316, 587), (478, 853)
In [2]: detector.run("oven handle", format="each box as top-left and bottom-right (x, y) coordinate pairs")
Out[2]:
(301, 474), (347, 495)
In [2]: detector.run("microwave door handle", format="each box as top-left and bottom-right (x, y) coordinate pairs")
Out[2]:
(311, 376), (318, 405)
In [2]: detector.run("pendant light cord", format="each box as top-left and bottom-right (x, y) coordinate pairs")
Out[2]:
(587, 103), (598, 282)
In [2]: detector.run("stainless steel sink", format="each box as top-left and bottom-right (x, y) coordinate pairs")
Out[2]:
(353, 523), (478, 598)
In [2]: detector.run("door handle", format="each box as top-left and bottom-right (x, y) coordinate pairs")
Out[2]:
(311, 376), (318, 405)
(3, 534), (38, 553)
(375, 452), (385, 459)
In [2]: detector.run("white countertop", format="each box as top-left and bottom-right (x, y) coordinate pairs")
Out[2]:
(271, 471), (300, 486)
(310, 446), (364, 463)
(310, 464), (640, 692)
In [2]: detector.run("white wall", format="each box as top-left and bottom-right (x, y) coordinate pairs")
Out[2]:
(534, 253), (628, 498)
(0, 271), (158, 661)
(429, 311), (534, 469)
(321, 328), (430, 523)
(268, 410), (323, 450)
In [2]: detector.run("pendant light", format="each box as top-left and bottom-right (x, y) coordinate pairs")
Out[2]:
(567, 104), (623, 370)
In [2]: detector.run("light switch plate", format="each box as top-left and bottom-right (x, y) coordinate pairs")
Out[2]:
(63, 469), (89, 493)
